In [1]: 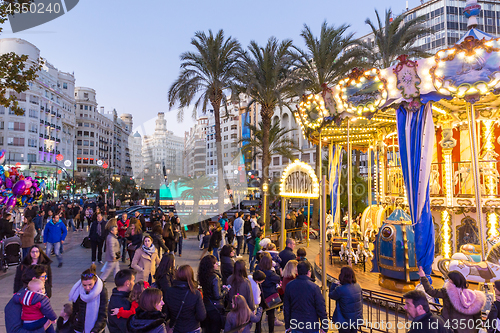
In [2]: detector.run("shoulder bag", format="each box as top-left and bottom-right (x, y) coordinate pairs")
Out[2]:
(167, 291), (189, 333)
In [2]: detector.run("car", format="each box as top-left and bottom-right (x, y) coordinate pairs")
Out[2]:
(115, 205), (143, 216)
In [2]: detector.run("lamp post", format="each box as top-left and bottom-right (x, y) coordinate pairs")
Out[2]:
(262, 182), (268, 237)
(154, 162), (161, 209)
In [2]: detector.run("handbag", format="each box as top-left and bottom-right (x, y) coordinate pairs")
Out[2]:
(81, 236), (91, 248)
(265, 292), (282, 309)
(167, 291), (189, 333)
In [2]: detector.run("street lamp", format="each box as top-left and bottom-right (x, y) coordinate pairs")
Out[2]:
(262, 182), (269, 237)
(154, 162), (161, 209)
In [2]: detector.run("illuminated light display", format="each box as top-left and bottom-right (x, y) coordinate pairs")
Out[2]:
(279, 160), (319, 199)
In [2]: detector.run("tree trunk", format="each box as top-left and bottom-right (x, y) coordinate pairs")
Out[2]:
(261, 108), (272, 231)
(355, 149), (360, 170)
(212, 99), (225, 215)
(311, 144), (320, 228)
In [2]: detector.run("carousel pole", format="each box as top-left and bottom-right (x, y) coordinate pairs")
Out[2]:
(307, 198), (310, 247)
(322, 174), (327, 299)
(281, 197), (287, 250)
(347, 118), (353, 266)
(467, 102), (487, 260)
(367, 145), (372, 230)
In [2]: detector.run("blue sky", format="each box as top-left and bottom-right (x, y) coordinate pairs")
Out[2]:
(3, 0), (423, 137)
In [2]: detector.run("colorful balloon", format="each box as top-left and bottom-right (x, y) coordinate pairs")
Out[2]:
(5, 178), (13, 188)
(12, 180), (27, 196)
(24, 180), (32, 189)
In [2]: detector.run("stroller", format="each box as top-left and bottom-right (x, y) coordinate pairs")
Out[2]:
(0, 236), (22, 272)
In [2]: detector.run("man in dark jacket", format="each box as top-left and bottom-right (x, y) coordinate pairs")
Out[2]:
(0, 212), (15, 240)
(133, 210), (146, 228)
(295, 208), (305, 243)
(107, 269), (135, 333)
(285, 213), (294, 239)
(404, 290), (451, 333)
(24, 203), (38, 219)
(284, 261), (327, 333)
(279, 238), (296, 270)
(33, 210), (45, 243)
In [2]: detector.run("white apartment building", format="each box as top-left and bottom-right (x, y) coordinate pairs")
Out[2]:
(0, 38), (76, 194)
(184, 116), (208, 178)
(74, 87), (114, 179)
(103, 109), (133, 177)
(142, 112), (184, 176)
(131, 131), (143, 179)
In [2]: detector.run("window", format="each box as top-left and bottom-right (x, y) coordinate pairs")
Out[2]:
(63, 82), (68, 89)
(84, 105), (88, 110)
(8, 122), (25, 131)
(8, 137), (24, 146)
(78, 131), (82, 136)
(77, 140), (82, 145)
(224, 135), (228, 140)
(84, 131), (89, 137)
(84, 93), (88, 98)
(84, 123), (89, 127)
(29, 109), (37, 118)
(273, 157), (280, 165)
(28, 138), (37, 147)
(27, 154), (36, 162)
(90, 150), (94, 155)
(83, 149), (89, 155)
(29, 124), (37, 133)
(231, 142), (237, 148)
(224, 153), (228, 157)
(77, 149), (82, 154)
(224, 144), (228, 149)
(84, 140), (89, 146)
(90, 141), (94, 146)
(230, 134), (237, 139)
(224, 127), (228, 132)
(80, 105), (83, 110)
(0, 121), (3, 129)
(231, 125), (237, 130)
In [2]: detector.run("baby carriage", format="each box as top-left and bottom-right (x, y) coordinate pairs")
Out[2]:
(0, 236), (22, 272)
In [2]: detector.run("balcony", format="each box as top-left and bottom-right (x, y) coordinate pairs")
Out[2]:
(50, 111), (56, 116)
(56, 138), (61, 143)
(50, 136), (55, 141)
(44, 121), (50, 126)
(44, 135), (49, 139)
(50, 123), (55, 128)
(40, 119), (44, 124)
(39, 133), (43, 138)
(39, 147), (42, 151)
(56, 113), (61, 118)
(40, 106), (44, 111)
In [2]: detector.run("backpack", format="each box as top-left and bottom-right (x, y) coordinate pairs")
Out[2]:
(224, 220), (229, 231)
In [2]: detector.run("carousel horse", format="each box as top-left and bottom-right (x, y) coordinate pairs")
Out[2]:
(342, 221), (362, 239)
(364, 218), (378, 241)
(437, 239), (500, 283)
(340, 243), (359, 264)
(326, 213), (341, 240)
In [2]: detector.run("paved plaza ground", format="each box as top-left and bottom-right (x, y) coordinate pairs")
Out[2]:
(0, 229), (326, 332)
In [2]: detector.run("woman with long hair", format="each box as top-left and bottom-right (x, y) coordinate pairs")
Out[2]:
(258, 252), (283, 331)
(419, 267), (485, 333)
(69, 264), (108, 333)
(131, 235), (160, 283)
(125, 220), (143, 266)
(329, 266), (363, 333)
(127, 288), (167, 333)
(155, 253), (176, 304)
(225, 295), (262, 333)
(227, 259), (255, 311)
(220, 244), (235, 285)
(17, 216), (36, 258)
(281, 260), (298, 295)
(151, 223), (169, 257)
(13, 244), (53, 297)
(198, 255), (227, 333)
(162, 222), (176, 253)
(164, 265), (206, 333)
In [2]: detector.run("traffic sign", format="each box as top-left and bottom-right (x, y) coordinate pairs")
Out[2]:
(66, 186), (70, 190)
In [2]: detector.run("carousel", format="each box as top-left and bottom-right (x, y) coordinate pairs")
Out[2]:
(294, 0), (500, 297)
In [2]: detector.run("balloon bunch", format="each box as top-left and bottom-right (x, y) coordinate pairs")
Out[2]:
(0, 157), (44, 211)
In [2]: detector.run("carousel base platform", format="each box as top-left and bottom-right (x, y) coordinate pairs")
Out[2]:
(313, 253), (471, 296)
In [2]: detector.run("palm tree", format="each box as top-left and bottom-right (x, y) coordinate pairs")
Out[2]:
(239, 120), (301, 168)
(168, 29), (241, 214)
(238, 37), (295, 227)
(178, 175), (213, 223)
(364, 9), (432, 68)
(293, 21), (367, 227)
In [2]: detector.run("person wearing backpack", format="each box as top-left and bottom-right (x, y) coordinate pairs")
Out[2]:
(219, 213), (229, 247)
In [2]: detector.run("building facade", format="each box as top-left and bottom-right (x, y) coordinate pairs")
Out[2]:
(131, 131), (143, 179)
(0, 38), (77, 194)
(103, 109), (133, 177)
(142, 112), (184, 177)
(184, 116), (208, 178)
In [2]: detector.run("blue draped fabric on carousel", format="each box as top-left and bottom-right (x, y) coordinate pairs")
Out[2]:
(396, 102), (435, 278)
(329, 144), (343, 226)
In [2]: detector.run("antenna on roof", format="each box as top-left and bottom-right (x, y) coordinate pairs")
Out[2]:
(406, 1), (409, 11)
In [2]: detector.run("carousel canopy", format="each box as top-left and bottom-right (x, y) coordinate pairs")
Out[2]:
(387, 209), (411, 222)
(457, 28), (492, 44)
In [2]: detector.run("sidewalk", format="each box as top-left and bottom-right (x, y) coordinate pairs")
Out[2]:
(0, 230), (327, 332)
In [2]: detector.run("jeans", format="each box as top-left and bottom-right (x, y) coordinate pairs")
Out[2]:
(243, 237), (249, 254)
(121, 238), (128, 262)
(236, 236), (244, 256)
(255, 308), (275, 333)
(67, 218), (76, 232)
(22, 247), (29, 259)
(91, 239), (104, 262)
(213, 247), (219, 261)
(100, 261), (120, 281)
(221, 230), (226, 246)
(248, 243), (255, 264)
(46, 242), (62, 264)
(23, 317), (55, 333)
(175, 236), (183, 255)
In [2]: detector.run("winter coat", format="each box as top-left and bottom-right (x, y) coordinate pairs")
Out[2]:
(89, 220), (106, 242)
(164, 280), (206, 333)
(155, 272), (175, 306)
(127, 308), (167, 333)
(43, 219), (67, 244)
(233, 217), (244, 237)
(202, 273), (226, 309)
(0, 217), (15, 240)
(19, 222), (35, 248)
(105, 233), (120, 262)
(117, 218), (129, 238)
(5, 288), (45, 333)
(279, 247), (297, 270)
(243, 220), (252, 236)
(224, 306), (262, 333)
(220, 255), (234, 285)
(209, 229), (222, 250)
(127, 233), (142, 250)
(107, 288), (131, 333)
(328, 282), (363, 325)
(13, 288), (57, 322)
(151, 232), (169, 256)
(131, 247), (160, 283)
(14, 256), (53, 298)
(227, 275), (255, 311)
(284, 276), (328, 333)
(72, 283), (108, 333)
(33, 214), (44, 231)
(163, 233), (175, 253)
(56, 316), (74, 333)
(407, 312), (453, 333)
(421, 276), (485, 333)
(260, 269), (280, 299)
(486, 300), (500, 333)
